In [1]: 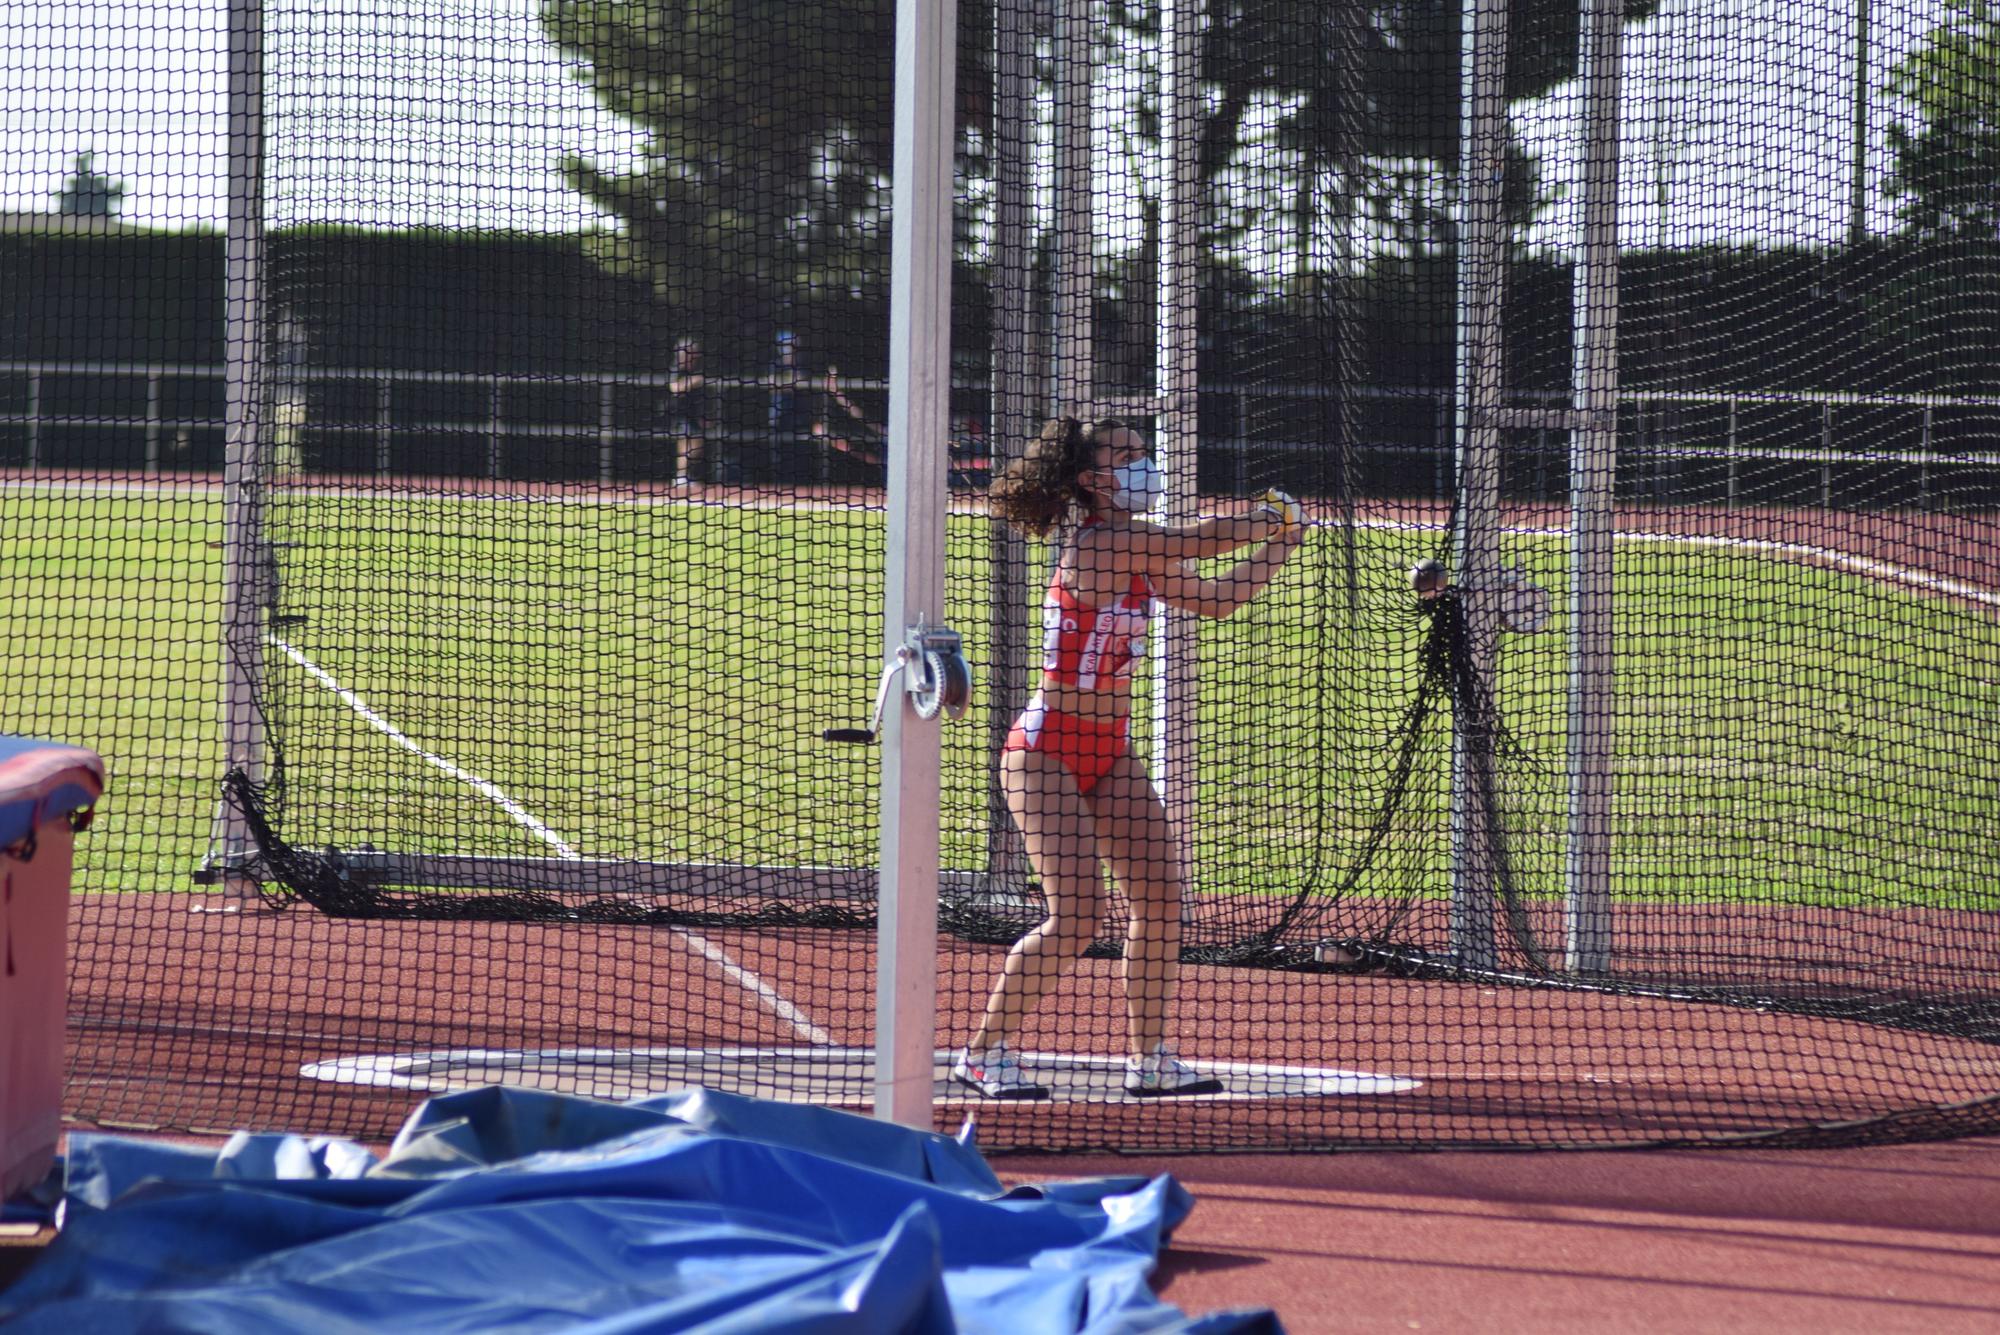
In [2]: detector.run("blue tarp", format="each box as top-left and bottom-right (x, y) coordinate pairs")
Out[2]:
(0, 1087), (1279, 1333)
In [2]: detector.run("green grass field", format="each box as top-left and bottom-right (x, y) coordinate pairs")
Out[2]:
(4, 486), (1998, 913)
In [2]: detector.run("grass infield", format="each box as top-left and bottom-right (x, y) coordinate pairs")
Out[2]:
(4, 486), (1997, 914)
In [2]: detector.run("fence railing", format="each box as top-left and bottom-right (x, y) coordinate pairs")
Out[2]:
(4, 360), (1998, 506)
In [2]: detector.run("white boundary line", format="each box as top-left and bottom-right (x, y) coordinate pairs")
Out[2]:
(0, 474), (981, 514)
(1340, 514), (2000, 609)
(266, 633), (831, 1046)
(12, 472), (1997, 605)
(297, 1045), (1422, 1104)
(671, 934), (833, 1046)
(1619, 529), (2000, 610)
(268, 635), (580, 857)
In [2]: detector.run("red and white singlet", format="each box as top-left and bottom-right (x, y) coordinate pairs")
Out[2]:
(1039, 523), (1156, 691)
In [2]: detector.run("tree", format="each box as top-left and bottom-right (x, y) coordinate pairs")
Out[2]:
(1200, 0), (1662, 259)
(55, 152), (125, 218)
(542, 0), (1662, 339)
(1884, 3), (2000, 238)
(539, 0), (899, 340)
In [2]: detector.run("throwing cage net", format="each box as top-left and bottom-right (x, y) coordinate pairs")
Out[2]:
(6, 0), (1998, 1149)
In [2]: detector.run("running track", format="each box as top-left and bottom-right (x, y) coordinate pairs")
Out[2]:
(1004, 1137), (2000, 1334)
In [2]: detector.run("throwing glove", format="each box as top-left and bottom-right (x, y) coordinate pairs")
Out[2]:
(1256, 488), (1304, 537)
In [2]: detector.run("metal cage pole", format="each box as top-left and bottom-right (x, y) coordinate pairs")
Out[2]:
(211, 0), (269, 904)
(983, 0), (1039, 904)
(1449, 0), (1511, 969)
(1154, 0), (1202, 887)
(1566, 0), (1621, 973)
(875, 0), (957, 1128)
(1051, 0), (1095, 414)
(1849, 0), (1870, 250)
(1330, 0), (1365, 613)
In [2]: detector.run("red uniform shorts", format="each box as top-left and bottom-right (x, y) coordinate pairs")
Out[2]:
(1002, 693), (1130, 797)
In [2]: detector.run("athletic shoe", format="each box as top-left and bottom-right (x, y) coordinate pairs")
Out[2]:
(1125, 1045), (1224, 1098)
(951, 1044), (1049, 1100)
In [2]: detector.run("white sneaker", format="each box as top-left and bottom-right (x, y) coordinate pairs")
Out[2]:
(1125, 1045), (1223, 1098)
(951, 1043), (1049, 1100)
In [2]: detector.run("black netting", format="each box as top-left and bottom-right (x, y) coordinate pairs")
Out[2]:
(6, 0), (1997, 1151)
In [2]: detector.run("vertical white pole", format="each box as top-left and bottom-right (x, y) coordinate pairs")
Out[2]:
(1450, 0), (1510, 969)
(876, 0), (956, 1128)
(1052, 0), (1094, 413)
(1330, 0), (1364, 612)
(984, 0), (1037, 900)
(1849, 0), (1869, 249)
(1567, 0), (1620, 973)
(990, 4), (1036, 446)
(1154, 0), (1201, 882)
(215, 0), (268, 902)
(24, 372), (39, 470)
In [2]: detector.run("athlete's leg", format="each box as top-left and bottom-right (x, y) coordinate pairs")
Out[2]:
(965, 747), (1106, 1053)
(1086, 747), (1185, 1059)
(675, 430), (705, 486)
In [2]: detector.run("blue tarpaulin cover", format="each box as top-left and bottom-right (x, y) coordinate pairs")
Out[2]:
(0, 1086), (1280, 1333)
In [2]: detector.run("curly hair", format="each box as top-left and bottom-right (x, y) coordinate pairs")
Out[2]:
(987, 417), (1130, 537)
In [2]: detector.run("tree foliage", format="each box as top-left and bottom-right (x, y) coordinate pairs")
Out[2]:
(539, 0), (896, 338)
(1885, 2), (2000, 238)
(542, 0), (1663, 335)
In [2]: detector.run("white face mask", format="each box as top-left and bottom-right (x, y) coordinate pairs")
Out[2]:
(1106, 456), (1164, 513)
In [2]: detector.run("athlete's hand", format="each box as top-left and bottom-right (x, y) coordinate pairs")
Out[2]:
(1254, 489), (1304, 539)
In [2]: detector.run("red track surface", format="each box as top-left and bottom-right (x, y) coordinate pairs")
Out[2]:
(1004, 1138), (2000, 1334)
(66, 894), (2000, 1154)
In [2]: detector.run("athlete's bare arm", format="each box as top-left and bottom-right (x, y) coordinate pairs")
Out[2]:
(1066, 509), (1288, 595)
(1123, 511), (1291, 562)
(1151, 525), (1305, 619)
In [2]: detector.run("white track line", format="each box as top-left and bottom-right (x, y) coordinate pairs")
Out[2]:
(0, 474), (979, 514)
(1615, 528), (2000, 609)
(267, 633), (829, 1046)
(1335, 514), (2000, 609)
(671, 934), (832, 1046)
(298, 1046), (1414, 1102)
(268, 635), (580, 857)
(13, 471), (1995, 604)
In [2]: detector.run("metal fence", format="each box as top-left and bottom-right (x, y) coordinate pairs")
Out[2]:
(6, 358), (1999, 507)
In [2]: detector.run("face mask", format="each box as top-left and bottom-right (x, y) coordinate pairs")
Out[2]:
(1106, 456), (1164, 513)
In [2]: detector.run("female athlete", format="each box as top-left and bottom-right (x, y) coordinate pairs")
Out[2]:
(954, 416), (1305, 1099)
